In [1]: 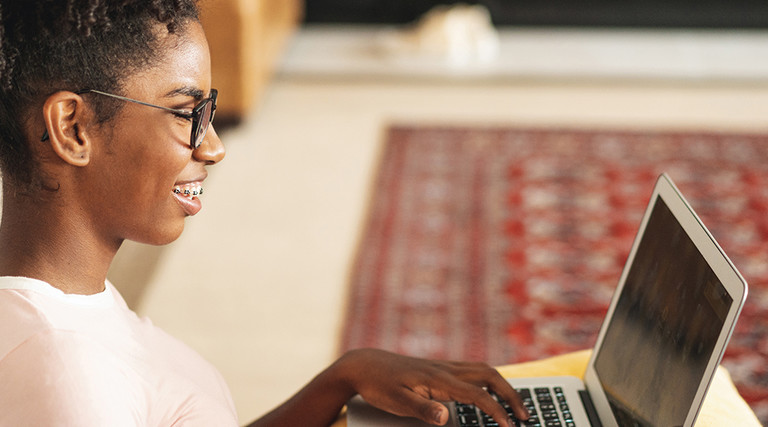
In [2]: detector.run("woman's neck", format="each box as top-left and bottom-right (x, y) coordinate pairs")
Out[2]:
(0, 187), (119, 295)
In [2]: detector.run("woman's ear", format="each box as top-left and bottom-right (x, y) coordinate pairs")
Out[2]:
(41, 91), (92, 167)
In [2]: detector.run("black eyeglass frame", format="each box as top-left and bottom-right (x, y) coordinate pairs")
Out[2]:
(40, 88), (218, 150)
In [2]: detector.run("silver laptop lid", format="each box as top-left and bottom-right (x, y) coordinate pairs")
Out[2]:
(583, 173), (748, 427)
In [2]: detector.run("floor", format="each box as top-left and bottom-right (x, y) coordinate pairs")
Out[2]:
(107, 26), (768, 424)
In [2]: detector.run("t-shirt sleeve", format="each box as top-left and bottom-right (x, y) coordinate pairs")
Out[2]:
(0, 329), (145, 427)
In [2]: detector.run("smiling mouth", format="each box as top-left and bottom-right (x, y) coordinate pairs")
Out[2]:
(173, 183), (203, 199)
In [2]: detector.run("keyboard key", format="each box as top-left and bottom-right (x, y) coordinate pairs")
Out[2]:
(522, 416), (542, 427)
(456, 403), (476, 415)
(455, 385), (576, 427)
(539, 403), (555, 411)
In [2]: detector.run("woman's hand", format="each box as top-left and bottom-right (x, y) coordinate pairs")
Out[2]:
(334, 349), (530, 427)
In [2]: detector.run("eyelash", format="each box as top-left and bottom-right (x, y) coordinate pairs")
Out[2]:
(172, 111), (193, 121)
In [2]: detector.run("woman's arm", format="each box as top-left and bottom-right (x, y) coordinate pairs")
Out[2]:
(245, 349), (529, 427)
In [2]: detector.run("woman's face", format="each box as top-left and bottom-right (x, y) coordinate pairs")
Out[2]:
(79, 21), (225, 247)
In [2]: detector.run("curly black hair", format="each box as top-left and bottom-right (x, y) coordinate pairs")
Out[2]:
(0, 0), (200, 191)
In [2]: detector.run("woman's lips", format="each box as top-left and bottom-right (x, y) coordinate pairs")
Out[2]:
(172, 182), (204, 216)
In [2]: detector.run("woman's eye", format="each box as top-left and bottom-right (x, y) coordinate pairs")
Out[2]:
(173, 111), (193, 121)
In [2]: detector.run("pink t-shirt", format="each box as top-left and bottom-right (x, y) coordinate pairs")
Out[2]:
(0, 276), (239, 426)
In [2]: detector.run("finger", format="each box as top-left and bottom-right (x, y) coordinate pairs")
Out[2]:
(396, 389), (451, 426)
(463, 387), (515, 427)
(432, 379), (514, 427)
(484, 375), (530, 421)
(442, 363), (530, 421)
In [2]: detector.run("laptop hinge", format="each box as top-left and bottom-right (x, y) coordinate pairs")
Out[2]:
(579, 390), (603, 427)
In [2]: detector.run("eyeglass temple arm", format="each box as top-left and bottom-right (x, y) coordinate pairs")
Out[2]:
(84, 90), (192, 117)
(40, 90), (194, 141)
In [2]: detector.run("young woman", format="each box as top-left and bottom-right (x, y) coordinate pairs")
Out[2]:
(0, 1), (528, 426)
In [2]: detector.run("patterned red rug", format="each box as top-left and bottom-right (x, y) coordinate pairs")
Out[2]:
(340, 126), (768, 423)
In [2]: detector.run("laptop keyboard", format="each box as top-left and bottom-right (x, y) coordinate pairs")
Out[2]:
(455, 387), (576, 427)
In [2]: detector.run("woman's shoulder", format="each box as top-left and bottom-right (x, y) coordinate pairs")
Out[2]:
(0, 296), (239, 427)
(0, 279), (152, 425)
(1, 327), (129, 370)
(0, 277), (120, 361)
(0, 285), (56, 360)
(0, 328), (145, 426)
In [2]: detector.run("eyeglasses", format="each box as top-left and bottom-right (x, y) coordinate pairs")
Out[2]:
(41, 88), (218, 150)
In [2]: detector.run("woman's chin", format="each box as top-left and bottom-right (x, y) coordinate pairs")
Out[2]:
(129, 223), (186, 247)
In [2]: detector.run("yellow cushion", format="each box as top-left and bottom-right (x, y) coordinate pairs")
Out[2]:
(332, 350), (761, 426)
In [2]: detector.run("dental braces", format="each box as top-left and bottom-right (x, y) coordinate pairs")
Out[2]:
(173, 186), (203, 197)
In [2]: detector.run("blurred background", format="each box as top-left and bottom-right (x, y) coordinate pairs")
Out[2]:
(107, 0), (768, 424)
(304, 0), (768, 28)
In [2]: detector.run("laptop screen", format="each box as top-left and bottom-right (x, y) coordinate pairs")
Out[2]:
(593, 197), (733, 427)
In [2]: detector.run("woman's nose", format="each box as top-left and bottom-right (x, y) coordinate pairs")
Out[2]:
(194, 125), (225, 165)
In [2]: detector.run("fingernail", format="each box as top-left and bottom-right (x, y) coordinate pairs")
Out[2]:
(433, 408), (444, 424)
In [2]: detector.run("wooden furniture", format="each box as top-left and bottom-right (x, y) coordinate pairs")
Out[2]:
(200, 0), (303, 121)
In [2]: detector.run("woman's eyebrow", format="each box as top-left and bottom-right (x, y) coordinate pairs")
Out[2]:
(163, 86), (204, 100)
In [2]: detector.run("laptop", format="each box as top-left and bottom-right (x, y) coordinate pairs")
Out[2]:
(347, 173), (748, 427)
